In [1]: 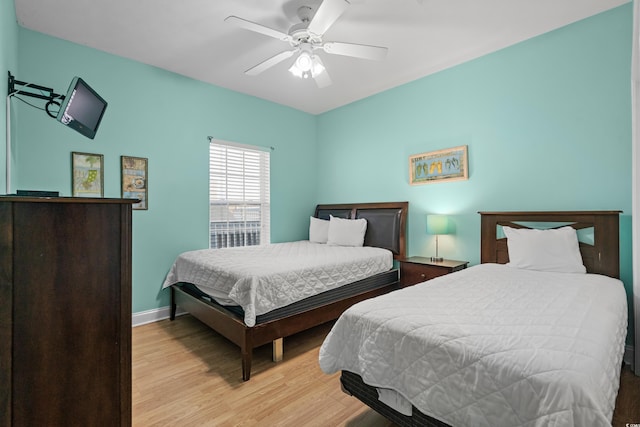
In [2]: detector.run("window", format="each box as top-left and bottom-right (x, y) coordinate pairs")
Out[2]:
(209, 139), (270, 249)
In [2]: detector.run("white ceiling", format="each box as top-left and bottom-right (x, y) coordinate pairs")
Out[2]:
(15, 0), (628, 115)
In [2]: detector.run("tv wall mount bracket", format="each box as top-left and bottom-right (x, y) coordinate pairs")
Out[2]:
(8, 71), (65, 118)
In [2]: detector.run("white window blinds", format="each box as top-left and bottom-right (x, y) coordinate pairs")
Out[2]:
(209, 140), (270, 249)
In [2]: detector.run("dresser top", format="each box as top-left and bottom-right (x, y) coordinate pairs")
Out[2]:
(0, 196), (139, 204)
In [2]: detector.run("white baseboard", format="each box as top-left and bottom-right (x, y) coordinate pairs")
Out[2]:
(132, 306), (186, 327)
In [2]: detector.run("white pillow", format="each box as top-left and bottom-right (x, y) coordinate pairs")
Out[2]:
(503, 226), (586, 273)
(309, 216), (330, 243)
(327, 215), (367, 247)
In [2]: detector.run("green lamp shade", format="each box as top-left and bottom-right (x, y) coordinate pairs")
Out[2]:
(426, 215), (450, 235)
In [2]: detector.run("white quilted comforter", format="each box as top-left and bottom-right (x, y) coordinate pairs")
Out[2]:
(163, 241), (393, 326)
(319, 263), (628, 427)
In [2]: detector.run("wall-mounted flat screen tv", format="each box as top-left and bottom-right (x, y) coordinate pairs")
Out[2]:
(56, 77), (108, 140)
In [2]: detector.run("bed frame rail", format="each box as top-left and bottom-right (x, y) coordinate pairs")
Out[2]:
(171, 273), (399, 381)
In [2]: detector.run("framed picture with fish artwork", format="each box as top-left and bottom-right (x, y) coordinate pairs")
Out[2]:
(72, 152), (104, 197)
(409, 145), (468, 185)
(121, 155), (148, 210)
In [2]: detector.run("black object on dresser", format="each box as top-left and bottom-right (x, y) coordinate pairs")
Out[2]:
(0, 197), (134, 426)
(399, 256), (469, 287)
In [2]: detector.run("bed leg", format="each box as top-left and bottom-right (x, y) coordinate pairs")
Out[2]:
(273, 338), (283, 362)
(169, 287), (177, 321)
(241, 349), (252, 381)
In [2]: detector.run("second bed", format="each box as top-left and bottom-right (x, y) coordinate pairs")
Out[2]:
(164, 201), (408, 380)
(319, 210), (627, 426)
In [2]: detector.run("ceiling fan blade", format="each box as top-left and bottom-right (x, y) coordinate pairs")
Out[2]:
(225, 16), (291, 42)
(322, 42), (388, 61)
(311, 55), (332, 88)
(245, 50), (295, 76)
(314, 69), (332, 88)
(314, 73), (332, 88)
(307, 0), (349, 36)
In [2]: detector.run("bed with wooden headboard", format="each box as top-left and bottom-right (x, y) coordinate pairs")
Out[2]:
(322, 210), (626, 427)
(480, 210), (621, 278)
(167, 201), (408, 381)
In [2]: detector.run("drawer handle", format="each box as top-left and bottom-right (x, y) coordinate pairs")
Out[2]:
(420, 273), (426, 278)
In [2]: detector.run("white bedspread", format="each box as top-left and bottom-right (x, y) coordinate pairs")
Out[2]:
(163, 241), (393, 326)
(319, 263), (628, 427)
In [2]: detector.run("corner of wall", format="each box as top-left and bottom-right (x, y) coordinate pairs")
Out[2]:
(1, 0), (19, 194)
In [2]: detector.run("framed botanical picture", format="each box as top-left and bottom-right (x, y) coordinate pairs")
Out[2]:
(121, 156), (148, 210)
(71, 152), (104, 197)
(409, 145), (468, 185)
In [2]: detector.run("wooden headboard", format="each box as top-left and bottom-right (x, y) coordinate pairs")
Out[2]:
(479, 211), (621, 278)
(315, 201), (408, 260)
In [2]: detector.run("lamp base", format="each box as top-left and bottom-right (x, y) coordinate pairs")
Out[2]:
(430, 256), (444, 262)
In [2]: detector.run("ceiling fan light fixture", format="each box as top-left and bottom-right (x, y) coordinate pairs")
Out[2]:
(289, 67), (301, 78)
(295, 52), (313, 71)
(288, 62), (304, 78)
(289, 52), (326, 80)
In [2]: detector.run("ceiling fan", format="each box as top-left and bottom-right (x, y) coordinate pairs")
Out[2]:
(225, 0), (388, 88)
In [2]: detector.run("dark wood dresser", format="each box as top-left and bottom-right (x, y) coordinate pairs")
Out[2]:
(0, 197), (134, 426)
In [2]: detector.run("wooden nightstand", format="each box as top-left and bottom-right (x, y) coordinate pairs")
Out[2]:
(399, 257), (469, 287)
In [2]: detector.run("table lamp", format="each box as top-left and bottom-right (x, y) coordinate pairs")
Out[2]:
(426, 214), (450, 262)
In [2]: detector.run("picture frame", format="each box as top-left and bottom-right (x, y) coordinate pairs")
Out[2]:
(71, 152), (104, 197)
(121, 155), (148, 210)
(409, 145), (468, 185)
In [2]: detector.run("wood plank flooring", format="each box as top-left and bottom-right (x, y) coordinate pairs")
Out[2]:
(133, 315), (639, 426)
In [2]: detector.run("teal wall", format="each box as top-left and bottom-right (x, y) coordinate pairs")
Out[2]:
(11, 29), (317, 313)
(1, 2), (635, 343)
(1, 0), (19, 193)
(317, 4), (634, 338)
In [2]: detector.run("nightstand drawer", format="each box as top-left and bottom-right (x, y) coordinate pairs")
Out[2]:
(400, 263), (450, 286)
(399, 257), (469, 287)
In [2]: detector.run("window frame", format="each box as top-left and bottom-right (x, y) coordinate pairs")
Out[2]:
(209, 138), (270, 249)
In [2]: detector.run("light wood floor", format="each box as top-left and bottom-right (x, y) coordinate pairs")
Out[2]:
(133, 315), (639, 427)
